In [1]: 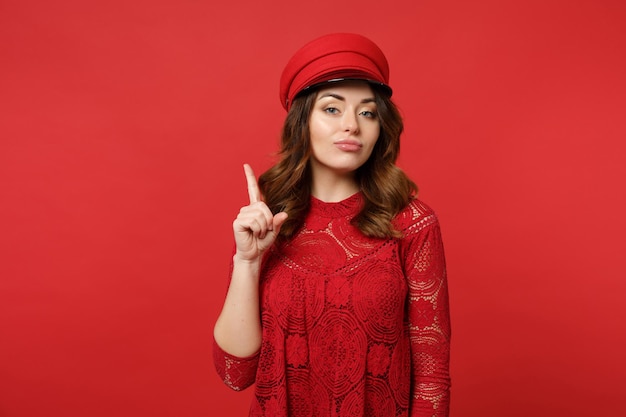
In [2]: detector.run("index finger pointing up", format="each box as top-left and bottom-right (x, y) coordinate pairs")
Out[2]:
(243, 163), (261, 203)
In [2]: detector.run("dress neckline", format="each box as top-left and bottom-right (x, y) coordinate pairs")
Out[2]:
(309, 192), (363, 218)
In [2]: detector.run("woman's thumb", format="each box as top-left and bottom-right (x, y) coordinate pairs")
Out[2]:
(272, 212), (288, 235)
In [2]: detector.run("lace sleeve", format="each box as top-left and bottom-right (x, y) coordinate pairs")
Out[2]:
(400, 208), (451, 416)
(212, 338), (259, 391)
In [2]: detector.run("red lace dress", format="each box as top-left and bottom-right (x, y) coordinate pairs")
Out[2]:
(213, 193), (451, 416)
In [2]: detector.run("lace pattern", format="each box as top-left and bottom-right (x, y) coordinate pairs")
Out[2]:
(213, 195), (451, 416)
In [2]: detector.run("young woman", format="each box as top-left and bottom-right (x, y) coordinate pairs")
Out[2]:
(213, 33), (451, 417)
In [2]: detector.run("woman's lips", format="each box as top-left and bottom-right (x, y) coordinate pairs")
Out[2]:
(334, 139), (362, 152)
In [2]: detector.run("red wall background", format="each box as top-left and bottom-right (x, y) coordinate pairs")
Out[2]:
(1, 0), (625, 416)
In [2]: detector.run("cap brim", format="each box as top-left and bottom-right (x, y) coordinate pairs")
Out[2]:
(295, 78), (393, 99)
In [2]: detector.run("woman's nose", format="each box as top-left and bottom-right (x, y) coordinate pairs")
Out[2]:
(341, 112), (359, 134)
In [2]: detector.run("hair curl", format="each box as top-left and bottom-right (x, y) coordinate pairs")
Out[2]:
(258, 83), (417, 239)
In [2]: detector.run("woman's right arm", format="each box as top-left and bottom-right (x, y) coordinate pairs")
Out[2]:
(213, 164), (288, 357)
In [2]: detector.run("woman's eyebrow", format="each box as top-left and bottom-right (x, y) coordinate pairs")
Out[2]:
(318, 93), (376, 103)
(318, 93), (345, 101)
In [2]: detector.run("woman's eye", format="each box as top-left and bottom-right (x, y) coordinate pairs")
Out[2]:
(324, 107), (339, 114)
(360, 110), (377, 118)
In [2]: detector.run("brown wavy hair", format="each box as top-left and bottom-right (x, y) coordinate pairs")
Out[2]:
(258, 83), (417, 239)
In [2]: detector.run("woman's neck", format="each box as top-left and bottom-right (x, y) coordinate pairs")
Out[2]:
(310, 170), (360, 203)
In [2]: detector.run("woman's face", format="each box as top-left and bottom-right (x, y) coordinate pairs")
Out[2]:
(308, 81), (380, 179)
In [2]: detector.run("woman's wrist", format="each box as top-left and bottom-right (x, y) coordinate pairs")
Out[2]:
(233, 252), (262, 265)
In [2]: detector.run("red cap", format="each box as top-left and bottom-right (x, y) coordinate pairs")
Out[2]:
(279, 33), (392, 110)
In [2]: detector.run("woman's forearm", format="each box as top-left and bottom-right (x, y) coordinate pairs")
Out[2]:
(213, 255), (263, 358)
